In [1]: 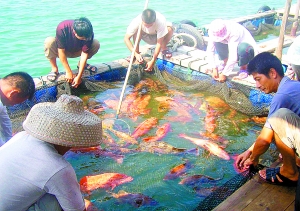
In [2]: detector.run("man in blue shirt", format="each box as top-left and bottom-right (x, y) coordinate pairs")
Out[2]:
(235, 52), (300, 186)
(0, 72), (35, 146)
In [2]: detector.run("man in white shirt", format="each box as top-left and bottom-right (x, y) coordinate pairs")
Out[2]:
(124, 9), (173, 71)
(206, 19), (259, 82)
(286, 35), (300, 81)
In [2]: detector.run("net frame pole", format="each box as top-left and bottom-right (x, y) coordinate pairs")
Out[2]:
(116, 0), (149, 118)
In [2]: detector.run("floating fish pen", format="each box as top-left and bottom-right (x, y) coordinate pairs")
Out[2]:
(9, 5), (300, 210)
(6, 55), (278, 210)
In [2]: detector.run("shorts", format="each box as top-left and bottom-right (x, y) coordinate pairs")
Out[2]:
(44, 37), (100, 59)
(214, 42), (254, 67)
(27, 194), (62, 211)
(141, 33), (157, 45)
(214, 42), (228, 61)
(267, 108), (300, 157)
(291, 64), (300, 81)
(141, 22), (173, 45)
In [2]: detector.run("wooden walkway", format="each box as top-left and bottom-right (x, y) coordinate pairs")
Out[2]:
(213, 160), (297, 211)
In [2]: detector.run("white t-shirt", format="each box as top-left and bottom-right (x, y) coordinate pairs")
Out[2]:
(0, 99), (12, 147)
(126, 11), (168, 40)
(287, 35), (300, 65)
(0, 131), (85, 211)
(206, 20), (259, 76)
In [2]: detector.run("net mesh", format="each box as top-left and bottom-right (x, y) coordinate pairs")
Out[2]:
(193, 164), (265, 211)
(136, 59), (272, 117)
(7, 62), (272, 210)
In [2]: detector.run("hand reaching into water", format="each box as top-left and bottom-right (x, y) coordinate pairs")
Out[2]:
(235, 149), (252, 170)
(135, 53), (144, 63)
(65, 71), (74, 83)
(145, 60), (155, 72)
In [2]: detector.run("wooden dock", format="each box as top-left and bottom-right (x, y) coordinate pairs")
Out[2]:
(213, 160), (297, 211)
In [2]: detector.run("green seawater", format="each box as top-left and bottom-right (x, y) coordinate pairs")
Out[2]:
(2, 1), (290, 209)
(63, 78), (277, 210)
(0, 0), (293, 78)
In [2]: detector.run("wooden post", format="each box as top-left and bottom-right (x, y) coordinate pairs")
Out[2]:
(275, 0), (292, 60)
(290, 0), (300, 36)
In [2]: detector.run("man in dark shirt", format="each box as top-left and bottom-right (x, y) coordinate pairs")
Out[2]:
(44, 17), (100, 88)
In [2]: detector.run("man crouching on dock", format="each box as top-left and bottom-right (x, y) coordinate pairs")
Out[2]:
(124, 9), (173, 72)
(236, 52), (300, 187)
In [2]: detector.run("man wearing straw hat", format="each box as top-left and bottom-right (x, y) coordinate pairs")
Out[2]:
(0, 72), (35, 147)
(0, 94), (102, 210)
(124, 8), (174, 72)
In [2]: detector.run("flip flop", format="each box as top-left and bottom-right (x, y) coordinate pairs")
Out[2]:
(46, 71), (59, 82)
(162, 50), (172, 59)
(77, 63), (98, 74)
(238, 69), (248, 79)
(259, 167), (298, 187)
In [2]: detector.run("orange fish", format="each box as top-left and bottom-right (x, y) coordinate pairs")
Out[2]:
(79, 173), (133, 193)
(143, 123), (171, 142)
(164, 161), (193, 180)
(131, 117), (158, 139)
(106, 128), (138, 145)
(178, 134), (230, 160)
(204, 105), (218, 133)
(84, 199), (99, 211)
(134, 78), (162, 92)
(70, 146), (100, 153)
(154, 96), (174, 102)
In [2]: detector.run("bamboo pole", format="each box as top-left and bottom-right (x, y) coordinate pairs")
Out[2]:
(116, 0), (149, 118)
(275, 0), (292, 60)
(295, 0), (300, 20)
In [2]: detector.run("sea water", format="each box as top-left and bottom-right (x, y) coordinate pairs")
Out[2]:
(66, 78), (274, 210)
(0, 0), (295, 78)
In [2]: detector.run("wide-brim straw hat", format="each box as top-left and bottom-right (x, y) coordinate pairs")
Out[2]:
(23, 94), (102, 147)
(208, 19), (228, 43)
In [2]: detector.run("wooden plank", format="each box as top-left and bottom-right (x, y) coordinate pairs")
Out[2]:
(214, 160), (297, 211)
(277, 4), (300, 18)
(258, 36), (295, 52)
(286, 201), (296, 211)
(231, 11), (277, 24)
(213, 176), (269, 211)
(243, 185), (296, 211)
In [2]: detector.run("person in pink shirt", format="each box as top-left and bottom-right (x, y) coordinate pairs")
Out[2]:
(206, 19), (259, 82)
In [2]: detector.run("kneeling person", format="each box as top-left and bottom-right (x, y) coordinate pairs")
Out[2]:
(0, 94), (102, 210)
(44, 17), (100, 88)
(124, 9), (174, 71)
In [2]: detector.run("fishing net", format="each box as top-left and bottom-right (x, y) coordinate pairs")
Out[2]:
(7, 75), (122, 134)
(131, 59), (272, 117)
(193, 164), (265, 211)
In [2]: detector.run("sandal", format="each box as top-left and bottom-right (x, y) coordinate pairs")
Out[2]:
(46, 71), (59, 82)
(77, 63), (98, 74)
(162, 50), (172, 59)
(238, 69), (248, 79)
(259, 167), (298, 187)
